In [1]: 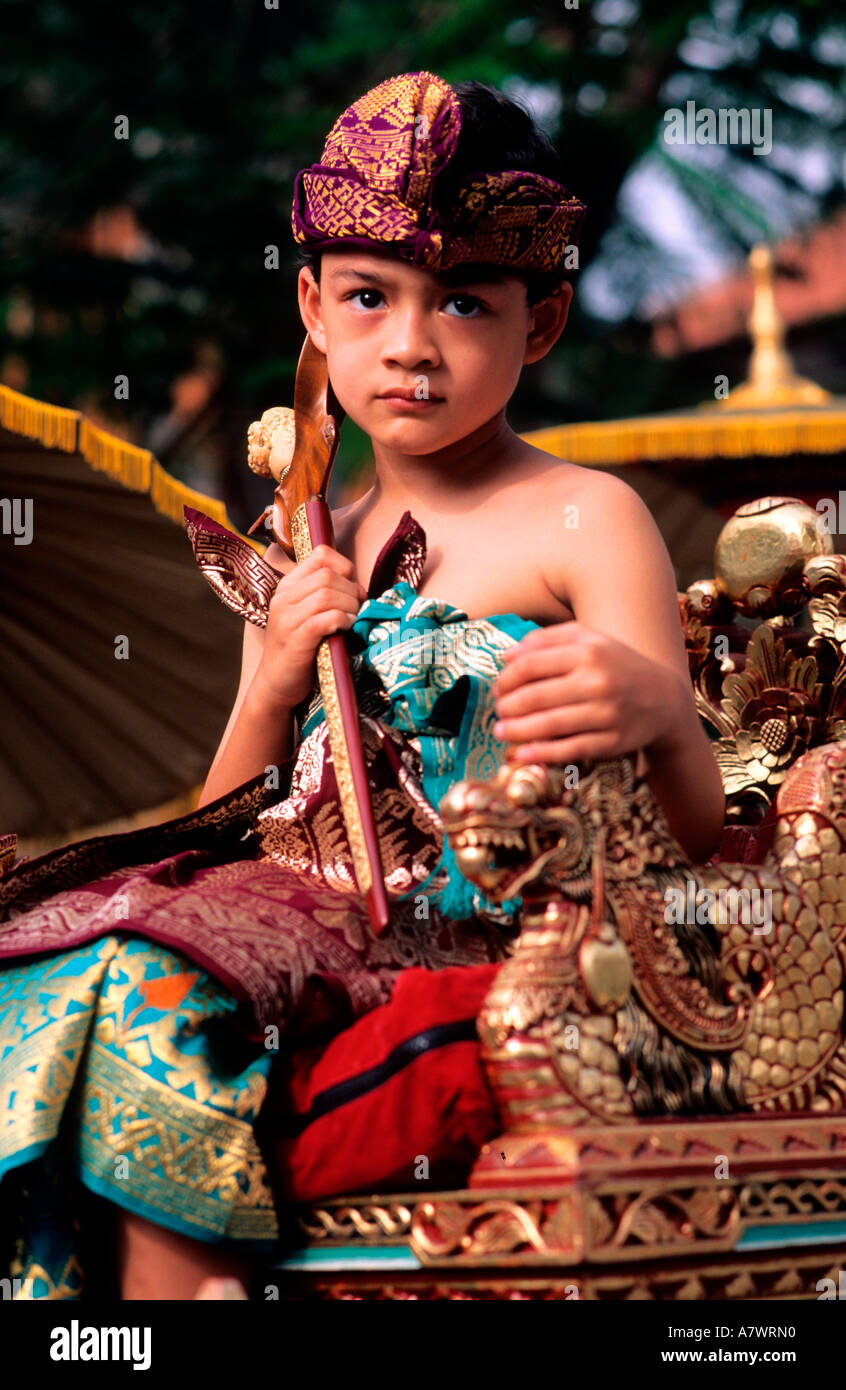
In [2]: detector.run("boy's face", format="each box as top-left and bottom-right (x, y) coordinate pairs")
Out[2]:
(298, 249), (571, 456)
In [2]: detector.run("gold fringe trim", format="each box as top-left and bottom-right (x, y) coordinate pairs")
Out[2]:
(523, 407), (846, 467)
(150, 461), (232, 529)
(0, 383), (261, 549)
(79, 417), (152, 490)
(0, 383), (78, 452)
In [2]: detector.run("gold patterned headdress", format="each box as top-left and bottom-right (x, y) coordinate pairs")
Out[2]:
(291, 71), (586, 273)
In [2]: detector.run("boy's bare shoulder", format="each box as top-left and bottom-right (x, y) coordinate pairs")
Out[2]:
(518, 450), (668, 613)
(522, 449), (655, 535)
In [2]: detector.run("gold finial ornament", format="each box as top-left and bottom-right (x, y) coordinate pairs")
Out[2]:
(713, 495), (832, 617)
(720, 245), (830, 410)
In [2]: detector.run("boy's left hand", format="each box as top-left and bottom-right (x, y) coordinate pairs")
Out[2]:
(492, 622), (689, 765)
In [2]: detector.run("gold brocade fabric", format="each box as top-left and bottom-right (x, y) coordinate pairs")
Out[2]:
(0, 935), (279, 1298)
(0, 853), (518, 1293)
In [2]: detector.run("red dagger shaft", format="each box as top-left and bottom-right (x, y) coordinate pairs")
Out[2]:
(304, 495), (390, 934)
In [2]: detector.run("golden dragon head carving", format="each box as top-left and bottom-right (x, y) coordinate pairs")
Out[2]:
(440, 755), (685, 906)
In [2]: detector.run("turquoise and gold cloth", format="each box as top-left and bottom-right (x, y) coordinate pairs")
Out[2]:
(0, 937), (278, 1298)
(300, 576), (538, 920)
(0, 519), (538, 1298)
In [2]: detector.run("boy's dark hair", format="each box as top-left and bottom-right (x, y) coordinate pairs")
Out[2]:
(296, 80), (572, 306)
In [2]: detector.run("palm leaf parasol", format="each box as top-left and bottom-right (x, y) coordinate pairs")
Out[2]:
(0, 384), (258, 849)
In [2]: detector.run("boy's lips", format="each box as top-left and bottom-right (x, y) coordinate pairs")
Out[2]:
(378, 386), (445, 409)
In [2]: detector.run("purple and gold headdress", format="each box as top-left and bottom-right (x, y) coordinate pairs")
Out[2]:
(291, 71), (586, 274)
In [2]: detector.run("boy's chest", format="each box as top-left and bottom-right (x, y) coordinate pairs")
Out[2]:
(336, 504), (575, 627)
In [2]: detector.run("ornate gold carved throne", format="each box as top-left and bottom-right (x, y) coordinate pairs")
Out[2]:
(274, 495), (846, 1301)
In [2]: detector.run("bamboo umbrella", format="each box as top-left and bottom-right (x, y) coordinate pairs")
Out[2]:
(0, 385), (259, 851)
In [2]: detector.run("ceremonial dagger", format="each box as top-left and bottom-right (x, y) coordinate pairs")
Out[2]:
(260, 334), (390, 934)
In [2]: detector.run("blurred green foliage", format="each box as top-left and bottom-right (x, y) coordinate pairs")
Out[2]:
(1, 0), (845, 522)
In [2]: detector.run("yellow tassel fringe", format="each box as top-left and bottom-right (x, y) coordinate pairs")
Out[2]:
(0, 383), (78, 452)
(0, 383), (260, 547)
(523, 407), (846, 466)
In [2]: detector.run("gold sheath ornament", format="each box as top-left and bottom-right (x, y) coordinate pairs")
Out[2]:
(290, 503), (371, 895)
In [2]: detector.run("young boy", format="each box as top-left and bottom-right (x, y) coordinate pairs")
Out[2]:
(14, 71), (724, 1301)
(181, 74), (724, 1295)
(200, 73), (724, 869)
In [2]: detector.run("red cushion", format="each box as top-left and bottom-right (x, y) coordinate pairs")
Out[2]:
(255, 964), (502, 1203)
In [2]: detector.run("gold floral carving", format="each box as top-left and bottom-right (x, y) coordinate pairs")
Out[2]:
(705, 625), (846, 807)
(682, 499), (846, 817)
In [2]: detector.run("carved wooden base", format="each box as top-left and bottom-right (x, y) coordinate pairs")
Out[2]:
(274, 1115), (846, 1299)
(467, 1115), (846, 1263)
(276, 1246), (846, 1300)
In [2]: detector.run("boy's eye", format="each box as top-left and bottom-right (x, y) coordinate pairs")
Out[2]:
(342, 288), (485, 316)
(444, 294), (483, 317)
(345, 288), (384, 309)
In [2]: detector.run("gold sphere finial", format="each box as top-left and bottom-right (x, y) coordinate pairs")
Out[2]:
(714, 496), (832, 617)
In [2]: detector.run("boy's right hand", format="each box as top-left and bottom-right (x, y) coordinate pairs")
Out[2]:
(251, 544), (368, 711)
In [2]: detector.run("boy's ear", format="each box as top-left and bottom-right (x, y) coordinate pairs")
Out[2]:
(297, 266), (327, 353)
(523, 281), (574, 365)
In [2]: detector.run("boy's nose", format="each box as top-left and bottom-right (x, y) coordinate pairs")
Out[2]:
(382, 311), (439, 369)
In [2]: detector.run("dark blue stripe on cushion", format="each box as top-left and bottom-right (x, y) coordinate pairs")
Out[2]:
(263, 1018), (480, 1138)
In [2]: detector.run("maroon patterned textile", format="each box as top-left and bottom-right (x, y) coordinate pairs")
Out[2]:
(0, 741), (515, 1043)
(0, 515), (518, 1044)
